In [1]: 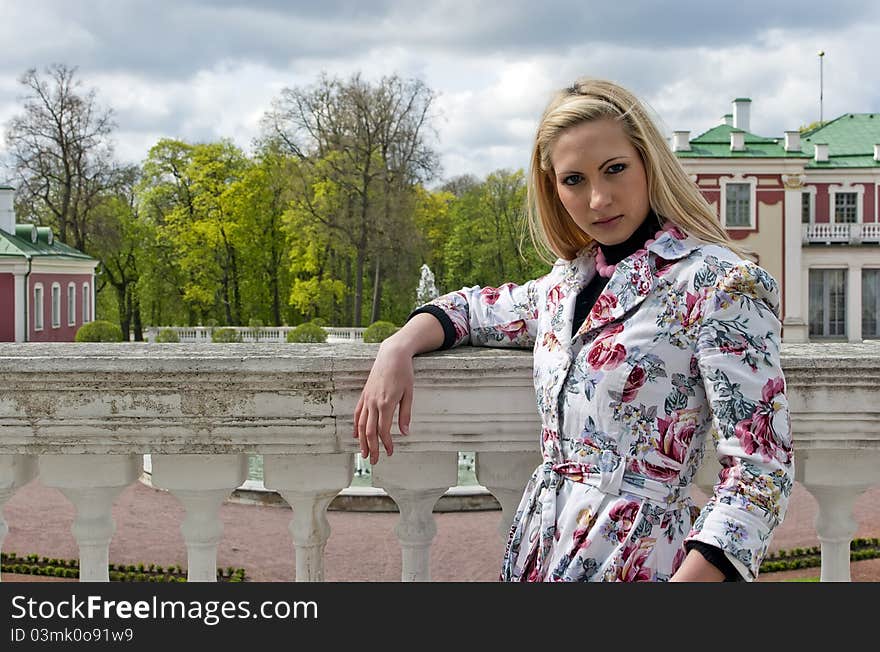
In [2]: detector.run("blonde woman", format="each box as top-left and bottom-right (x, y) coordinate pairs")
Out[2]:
(354, 78), (793, 582)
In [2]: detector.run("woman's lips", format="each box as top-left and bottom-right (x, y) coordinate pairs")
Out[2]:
(593, 215), (622, 226)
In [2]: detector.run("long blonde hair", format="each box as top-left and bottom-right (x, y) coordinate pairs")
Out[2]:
(527, 78), (750, 262)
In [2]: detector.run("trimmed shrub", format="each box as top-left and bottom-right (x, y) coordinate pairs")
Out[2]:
(212, 328), (241, 343)
(362, 320), (399, 343)
(155, 328), (180, 343)
(75, 320), (124, 342)
(248, 318), (264, 329)
(286, 322), (327, 343)
(310, 317), (327, 327)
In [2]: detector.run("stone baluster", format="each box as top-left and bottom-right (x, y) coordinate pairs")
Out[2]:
(371, 452), (458, 582)
(150, 454), (247, 582)
(475, 451), (542, 542)
(798, 450), (880, 582)
(263, 453), (353, 582)
(0, 455), (38, 581)
(39, 454), (142, 582)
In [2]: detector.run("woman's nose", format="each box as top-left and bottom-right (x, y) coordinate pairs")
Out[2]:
(589, 183), (612, 211)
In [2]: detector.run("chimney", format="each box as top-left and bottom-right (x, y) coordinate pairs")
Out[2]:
(814, 143), (829, 162)
(730, 130), (746, 152)
(723, 114), (733, 127)
(784, 131), (801, 152)
(0, 186), (15, 235)
(875, 144), (880, 162)
(672, 131), (691, 152)
(733, 98), (751, 133)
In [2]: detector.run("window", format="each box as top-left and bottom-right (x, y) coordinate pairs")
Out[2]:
(51, 283), (61, 328)
(809, 269), (847, 338)
(802, 192), (812, 224)
(724, 182), (751, 227)
(68, 283), (76, 326)
(834, 192), (858, 223)
(863, 270), (880, 339)
(82, 283), (91, 323)
(33, 284), (44, 331)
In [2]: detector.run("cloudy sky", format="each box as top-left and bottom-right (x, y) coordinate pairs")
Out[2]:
(1, 0), (878, 184)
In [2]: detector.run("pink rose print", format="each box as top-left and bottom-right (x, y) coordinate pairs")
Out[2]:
(541, 331), (561, 351)
(621, 366), (647, 402)
(616, 538), (654, 582)
(682, 291), (704, 329)
(609, 500), (640, 542)
(572, 508), (596, 551)
(546, 284), (564, 312)
(542, 427), (559, 444)
(590, 293), (618, 322)
(657, 409), (698, 464)
(734, 376), (792, 464)
(587, 323), (626, 370)
(497, 319), (528, 341)
(479, 287), (500, 305)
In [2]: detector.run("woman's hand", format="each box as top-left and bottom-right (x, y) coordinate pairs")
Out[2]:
(353, 341), (415, 464)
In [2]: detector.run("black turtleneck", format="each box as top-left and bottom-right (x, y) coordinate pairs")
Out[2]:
(570, 211), (662, 339)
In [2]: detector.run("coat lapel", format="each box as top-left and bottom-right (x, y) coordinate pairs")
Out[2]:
(572, 227), (702, 341)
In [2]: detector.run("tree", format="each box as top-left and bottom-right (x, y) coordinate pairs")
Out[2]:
(5, 64), (117, 251)
(89, 165), (150, 340)
(265, 73), (439, 325)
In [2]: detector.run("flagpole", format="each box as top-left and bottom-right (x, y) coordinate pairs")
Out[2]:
(818, 50), (824, 123)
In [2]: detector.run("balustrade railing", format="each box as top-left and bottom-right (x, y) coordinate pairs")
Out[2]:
(142, 326), (366, 343)
(1, 343), (879, 582)
(803, 222), (880, 245)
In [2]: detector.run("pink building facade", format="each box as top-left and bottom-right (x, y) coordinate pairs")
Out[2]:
(0, 185), (98, 343)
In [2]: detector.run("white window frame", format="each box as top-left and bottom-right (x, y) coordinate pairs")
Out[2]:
(829, 185), (864, 224)
(720, 177), (757, 229)
(51, 282), (61, 328)
(33, 283), (44, 331)
(67, 282), (76, 326)
(82, 283), (91, 323)
(801, 187), (817, 224)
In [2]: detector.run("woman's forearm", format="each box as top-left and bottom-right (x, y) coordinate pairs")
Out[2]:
(379, 312), (446, 357)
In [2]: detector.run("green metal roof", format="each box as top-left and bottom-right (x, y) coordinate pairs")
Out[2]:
(802, 113), (880, 169)
(0, 225), (95, 260)
(676, 124), (810, 159)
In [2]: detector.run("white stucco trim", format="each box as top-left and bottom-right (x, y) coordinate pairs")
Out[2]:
(33, 282), (44, 331)
(67, 281), (76, 327)
(828, 183), (865, 224)
(83, 282), (92, 323)
(51, 282), (61, 329)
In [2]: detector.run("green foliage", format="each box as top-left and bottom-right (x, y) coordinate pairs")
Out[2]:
(155, 328), (180, 343)
(310, 317), (327, 327)
(286, 321), (328, 343)
(75, 320), (125, 342)
(362, 320), (399, 343)
(211, 328), (241, 343)
(0, 551), (247, 582)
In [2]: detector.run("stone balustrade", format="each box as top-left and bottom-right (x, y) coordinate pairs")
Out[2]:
(1, 342), (879, 582)
(802, 222), (880, 245)
(142, 326), (366, 344)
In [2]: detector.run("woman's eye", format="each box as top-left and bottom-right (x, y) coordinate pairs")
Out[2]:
(562, 174), (583, 186)
(606, 163), (626, 174)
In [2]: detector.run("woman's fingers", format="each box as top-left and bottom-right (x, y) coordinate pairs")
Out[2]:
(357, 403), (370, 460)
(364, 403), (381, 465)
(377, 402), (394, 456)
(398, 385), (412, 436)
(353, 394), (364, 439)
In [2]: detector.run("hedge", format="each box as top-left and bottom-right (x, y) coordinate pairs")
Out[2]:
(362, 320), (399, 343)
(74, 320), (124, 342)
(286, 322), (327, 343)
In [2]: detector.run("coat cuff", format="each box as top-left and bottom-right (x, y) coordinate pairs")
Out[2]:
(407, 305), (457, 350)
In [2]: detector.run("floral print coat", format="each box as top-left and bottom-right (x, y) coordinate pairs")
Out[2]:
(422, 226), (793, 581)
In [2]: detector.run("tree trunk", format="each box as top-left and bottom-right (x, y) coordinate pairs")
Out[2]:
(117, 285), (130, 340)
(132, 294), (143, 341)
(370, 256), (382, 324)
(354, 247), (365, 327)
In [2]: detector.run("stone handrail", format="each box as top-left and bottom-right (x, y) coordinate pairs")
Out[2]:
(1, 342), (879, 582)
(142, 326), (367, 343)
(802, 222), (880, 245)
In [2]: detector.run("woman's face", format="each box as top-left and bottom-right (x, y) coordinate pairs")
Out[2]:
(549, 118), (651, 246)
